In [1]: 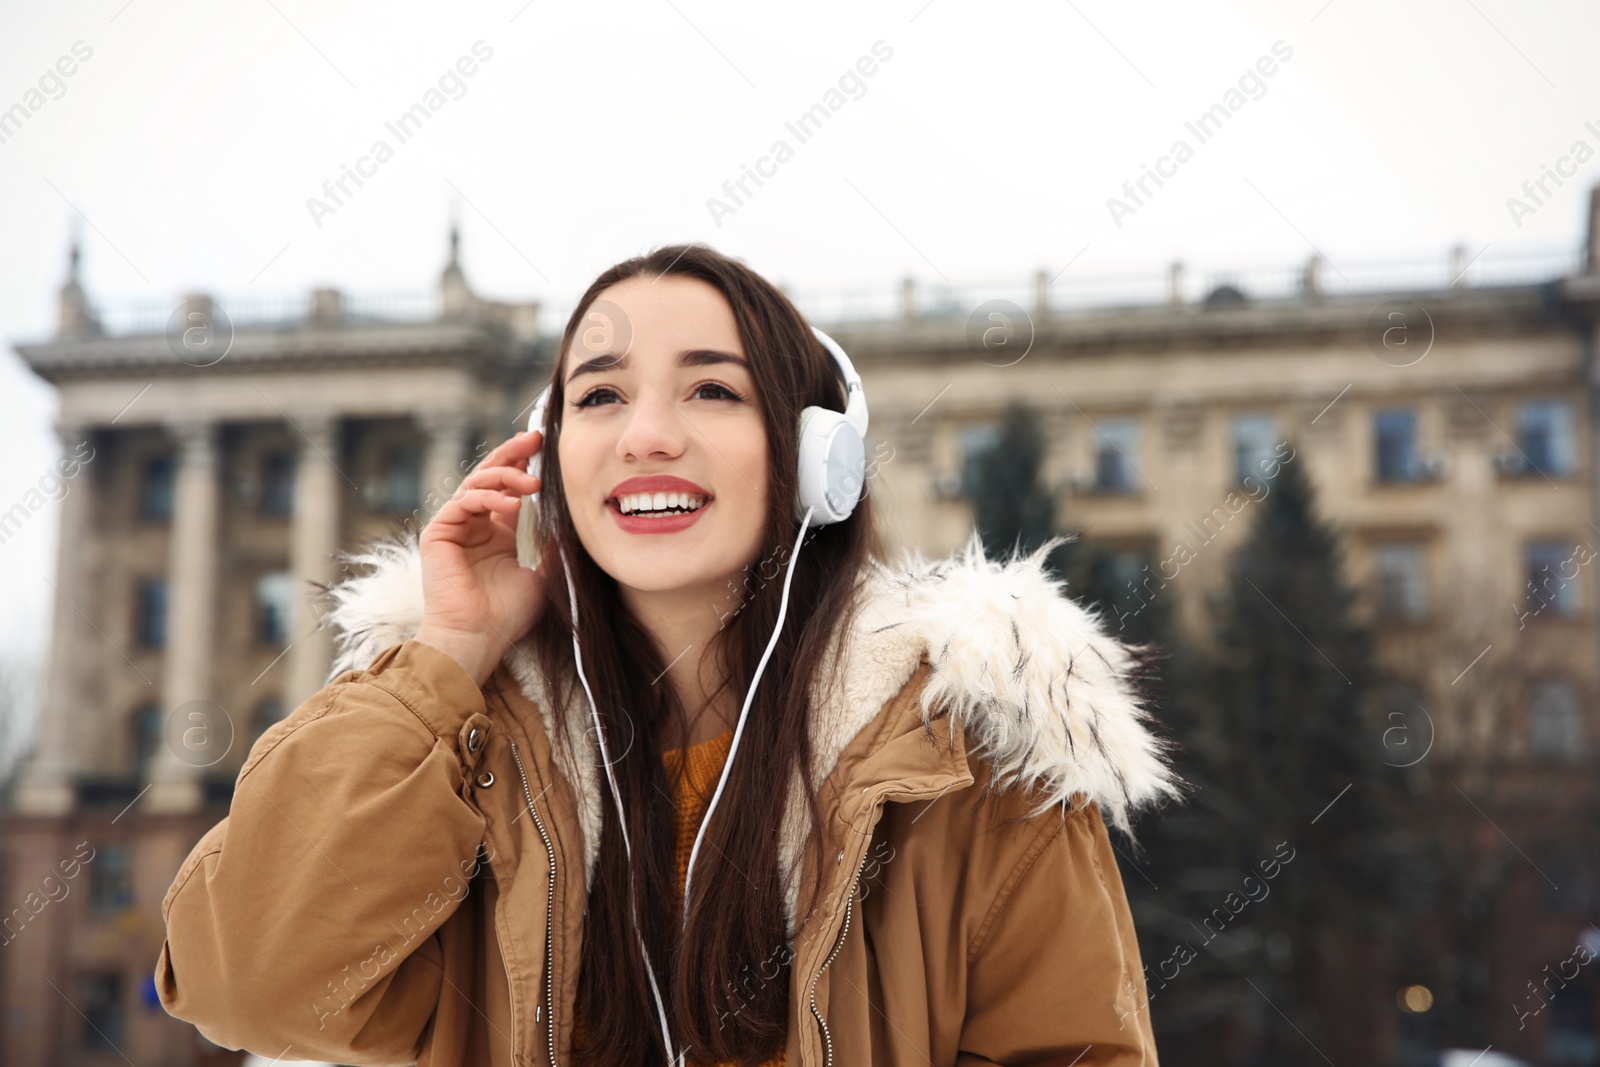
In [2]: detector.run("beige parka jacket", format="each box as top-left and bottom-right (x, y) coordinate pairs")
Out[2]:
(154, 534), (1181, 1067)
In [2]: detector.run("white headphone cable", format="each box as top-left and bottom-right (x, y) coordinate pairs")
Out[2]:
(559, 505), (814, 1065)
(680, 505), (814, 932)
(560, 544), (679, 1064)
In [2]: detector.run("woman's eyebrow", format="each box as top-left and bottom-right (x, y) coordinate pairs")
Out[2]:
(564, 349), (749, 386)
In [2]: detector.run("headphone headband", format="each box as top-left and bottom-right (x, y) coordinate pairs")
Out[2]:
(808, 325), (869, 439)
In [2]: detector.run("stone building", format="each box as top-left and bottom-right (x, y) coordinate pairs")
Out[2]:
(845, 203), (1600, 1062)
(2, 231), (543, 1064)
(3, 193), (1598, 1063)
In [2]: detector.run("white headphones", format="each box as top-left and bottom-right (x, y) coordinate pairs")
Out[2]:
(524, 323), (869, 527)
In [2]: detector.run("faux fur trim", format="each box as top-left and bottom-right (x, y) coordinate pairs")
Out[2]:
(322, 531), (1180, 933)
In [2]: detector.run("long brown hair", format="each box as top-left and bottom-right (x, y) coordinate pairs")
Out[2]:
(524, 244), (887, 1065)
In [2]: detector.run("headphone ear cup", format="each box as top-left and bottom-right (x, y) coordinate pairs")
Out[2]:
(527, 390), (548, 482)
(520, 390), (550, 570)
(796, 406), (866, 525)
(516, 487), (542, 570)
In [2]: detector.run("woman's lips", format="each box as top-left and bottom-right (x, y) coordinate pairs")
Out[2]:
(606, 497), (712, 534)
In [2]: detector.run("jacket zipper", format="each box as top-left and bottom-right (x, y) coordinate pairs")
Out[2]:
(510, 741), (559, 1067)
(807, 845), (872, 1067)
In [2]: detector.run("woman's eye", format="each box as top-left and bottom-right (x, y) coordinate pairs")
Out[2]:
(573, 388), (618, 408)
(574, 383), (743, 408)
(693, 382), (744, 402)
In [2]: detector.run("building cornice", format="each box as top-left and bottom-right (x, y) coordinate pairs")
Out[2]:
(829, 282), (1583, 364)
(14, 318), (531, 384)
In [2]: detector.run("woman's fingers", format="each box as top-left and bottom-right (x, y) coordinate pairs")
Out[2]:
(460, 488), (522, 514)
(471, 430), (543, 475)
(424, 428), (543, 548)
(457, 464), (540, 497)
(432, 487), (523, 529)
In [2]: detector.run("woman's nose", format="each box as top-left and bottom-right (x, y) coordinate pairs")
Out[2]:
(616, 383), (688, 460)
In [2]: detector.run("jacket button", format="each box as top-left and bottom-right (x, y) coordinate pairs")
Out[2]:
(476, 771), (495, 788)
(467, 726), (485, 754)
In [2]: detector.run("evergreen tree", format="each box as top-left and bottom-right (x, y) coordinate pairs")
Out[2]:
(959, 393), (1196, 808)
(964, 413), (1413, 1063)
(962, 400), (1168, 643)
(1176, 442), (1391, 1065)
(964, 400), (1057, 562)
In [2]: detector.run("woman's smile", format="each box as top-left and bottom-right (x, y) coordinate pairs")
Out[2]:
(594, 467), (730, 543)
(607, 499), (711, 534)
(606, 473), (716, 534)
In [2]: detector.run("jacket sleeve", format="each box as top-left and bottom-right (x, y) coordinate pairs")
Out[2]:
(957, 800), (1158, 1066)
(154, 639), (493, 1065)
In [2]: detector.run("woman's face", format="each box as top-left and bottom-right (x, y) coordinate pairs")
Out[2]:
(557, 273), (770, 606)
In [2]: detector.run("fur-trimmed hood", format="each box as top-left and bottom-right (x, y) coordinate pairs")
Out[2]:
(321, 531), (1180, 929)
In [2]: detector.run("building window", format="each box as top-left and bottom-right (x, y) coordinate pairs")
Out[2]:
(139, 455), (175, 522)
(256, 571), (294, 646)
(261, 450), (295, 517)
(1374, 408), (1423, 483)
(381, 443), (422, 514)
(1528, 677), (1586, 761)
(1100, 546), (1151, 627)
(79, 972), (125, 1051)
(959, 423), (1001, 499)
(130, 704), (162, 774)
(1374, 542), (1428, 621)
(1513, 399), (1575, 477)
(252, 697), (287, 747)
(1524, 540), (1582, 619)
(89, 845), (133, 915)
(136, 578), (167, 649)
(1092, 417), (1140, 494)
(1231, 412), (1278, 486)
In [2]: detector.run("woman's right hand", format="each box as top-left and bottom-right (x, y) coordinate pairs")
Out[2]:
(413, 429), (551, 687)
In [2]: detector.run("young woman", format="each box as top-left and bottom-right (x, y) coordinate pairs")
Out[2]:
(155, 245), (1180, 1067)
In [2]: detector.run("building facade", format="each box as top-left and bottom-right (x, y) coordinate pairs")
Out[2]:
(2, 233), (543, 1064)
(4, 197), (1598, 1062)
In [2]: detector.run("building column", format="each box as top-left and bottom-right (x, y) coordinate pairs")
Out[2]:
(284, 413), (342, 709)
(148, 418), (222, 813)
(1587, 315), (1600, 760)
(13, 420), (98, 814)
(420, 411), (473, 525)
(1583, 187), (1600, 772)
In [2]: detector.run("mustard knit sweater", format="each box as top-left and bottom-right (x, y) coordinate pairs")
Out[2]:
(572, 726), (786, 1066)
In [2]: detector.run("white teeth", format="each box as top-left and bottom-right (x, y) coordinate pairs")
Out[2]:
(616, 491), (707, 515)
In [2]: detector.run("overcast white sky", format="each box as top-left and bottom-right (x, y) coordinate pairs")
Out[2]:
(2, 0), (1598, 713)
